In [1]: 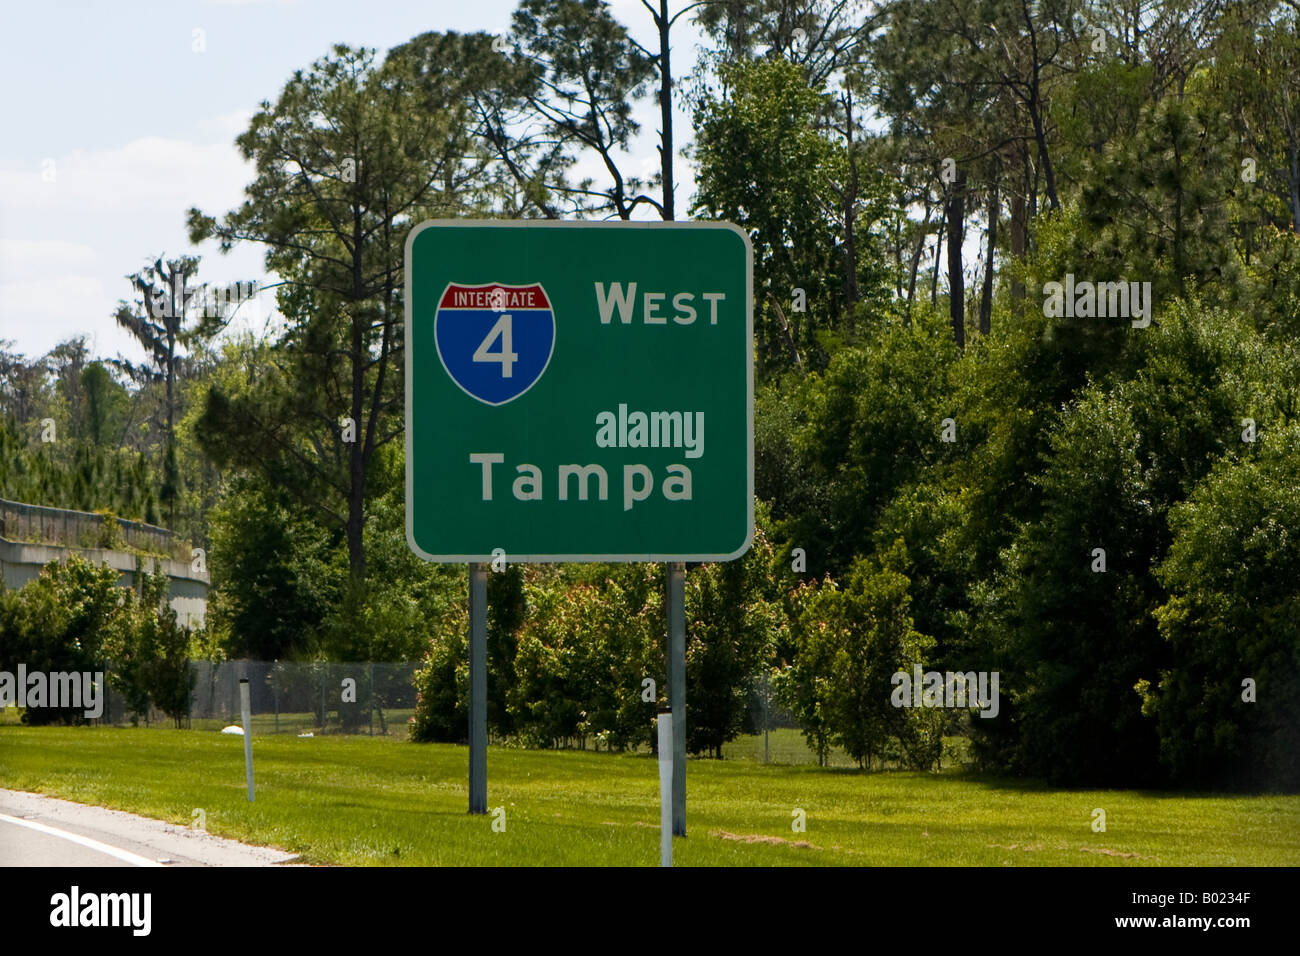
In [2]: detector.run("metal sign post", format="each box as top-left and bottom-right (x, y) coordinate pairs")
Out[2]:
(667, 562), (686, 836)
(469, 563), (488, 815)
(404, 220), (753, 839)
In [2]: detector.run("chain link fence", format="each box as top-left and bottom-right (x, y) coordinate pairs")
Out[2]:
(723, 671), (860, 768)
(95, 660), (419, 736)
(79, 662), (870, 764)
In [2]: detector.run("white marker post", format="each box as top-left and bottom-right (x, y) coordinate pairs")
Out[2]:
(657, 708), (673, 867)
(239, 678), (254, 802)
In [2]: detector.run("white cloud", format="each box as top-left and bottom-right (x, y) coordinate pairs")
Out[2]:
(195, 109), (258, 142)
(0, 238), (99, 277)
(0, 138), (254, 218)
(0, 239), (105, 354)
(0, 126), (268, 358)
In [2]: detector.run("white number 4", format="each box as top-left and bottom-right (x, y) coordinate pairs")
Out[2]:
(473, 313), (518, 378)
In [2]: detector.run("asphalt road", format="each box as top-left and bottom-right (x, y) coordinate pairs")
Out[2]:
(0, 815), (141, 866)
(0, 789), (300, 867)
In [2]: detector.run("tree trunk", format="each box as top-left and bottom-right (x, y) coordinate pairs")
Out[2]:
(946, 169), (967, 349)
(1030, 151), (1040, 220)
(1173, 132), (1186, 296)
(657, 0), (674, 221)
(931, 203), (946, 306)
(348, 211), (367, 582)
(1028, 99), (1059, 212)
(164, 269), (179, 527)
(1010, 149), (1027, 303)
(905, 202), (932, 324)
(1019, 2), (1060, 213)
(1289, 141), (1299, 234)
(767, 292), (802, 367)
(979, 178), (998, 336)
(841, 90), (859, 332)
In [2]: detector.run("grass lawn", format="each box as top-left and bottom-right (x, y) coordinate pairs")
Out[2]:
(0, 709), (419, 737)
(181, 710), (417, 736)
(1, 725), (1296, 866)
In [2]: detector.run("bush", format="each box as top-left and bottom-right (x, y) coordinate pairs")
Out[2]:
(0, 555), (195, 726)
(409, 606), (469, 743)
(0, 556), (125, 725)
(1145, 424), (1300, 788)
(780, 545), (942, 770)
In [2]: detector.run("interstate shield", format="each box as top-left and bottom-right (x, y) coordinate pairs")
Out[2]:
(434, 282), (555, 406)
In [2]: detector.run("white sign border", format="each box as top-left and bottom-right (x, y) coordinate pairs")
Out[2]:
(404, 218), (755, 564)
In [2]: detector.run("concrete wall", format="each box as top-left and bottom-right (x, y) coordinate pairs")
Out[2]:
(0, 538), (209, 629)
(0, 497), (189, 561)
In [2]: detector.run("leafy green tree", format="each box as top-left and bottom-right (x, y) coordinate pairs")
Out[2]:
(1144, 422), (1300, 788)
(781, 546), (942, 769)
(693, 0), (881, 86)
(684, 521), (782, 757)
(80, 362), (129, 449)
(594, 564), (664, 750)
(772, 579), (833, 765)
(410, 624), (469, 744)
(871, 0), (1086, 341)
(767, 308), (957, 579)
(972, 388), (1164, 783)
(0, 556), (124, 725)
(205, 474), (340, 661)
(874, 0), (1081, 218)
(507, 575), (601, 747)
(0, 341), (50, 425)
(387, 29), (570, 219)
(45, 338), (90, 449)
(190, 42), (486, 583)
(1077, 95), (1243, 305)
(970, 301), (1294, 783)
(483, 565), (526, 739)
(1207, 2), (1300, 235)
(104, 565), (195, 727)
(505, 0), (658, 218)
(557, 562), (667, 750)
(1241, 227), (1300, 340)
(112, 256), (227, 527)
(693, 57), (843, 371)
(500, 564), (662, 750)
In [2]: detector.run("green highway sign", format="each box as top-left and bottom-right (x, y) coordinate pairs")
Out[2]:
(404, 220), (753, 563)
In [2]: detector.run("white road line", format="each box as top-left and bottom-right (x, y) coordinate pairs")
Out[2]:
(0, 812), (164, 867)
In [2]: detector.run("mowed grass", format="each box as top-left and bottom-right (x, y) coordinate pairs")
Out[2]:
(0, 709), (417, 737)
(1, 725), (1297, 866)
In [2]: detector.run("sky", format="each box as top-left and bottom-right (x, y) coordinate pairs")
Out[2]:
(0, 0), (709, 365)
